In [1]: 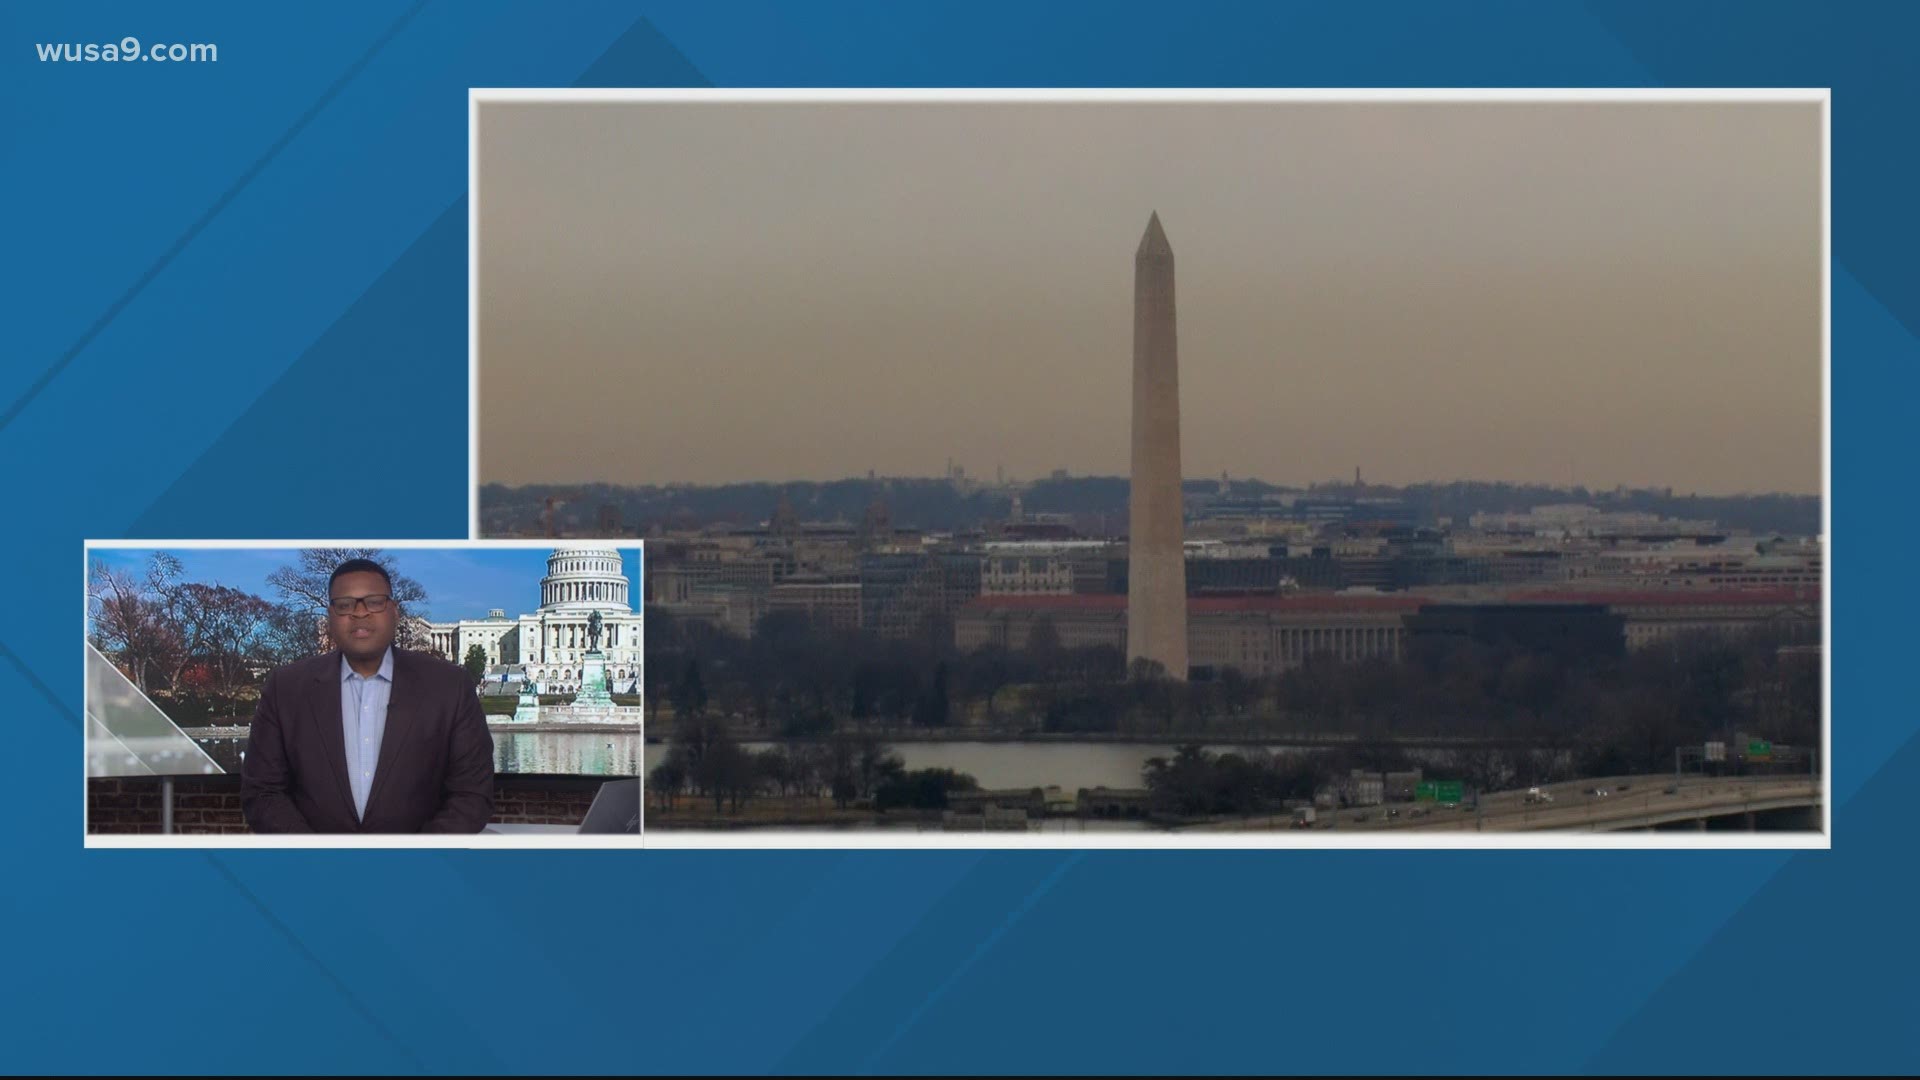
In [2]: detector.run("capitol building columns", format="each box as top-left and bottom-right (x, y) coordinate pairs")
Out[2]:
(518, 546), (644, 695)
(423, 546), (644, 697)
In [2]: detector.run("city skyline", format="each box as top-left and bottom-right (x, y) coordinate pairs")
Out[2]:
(479, 469), (1813, 500)
(479, 98), (1822, 496)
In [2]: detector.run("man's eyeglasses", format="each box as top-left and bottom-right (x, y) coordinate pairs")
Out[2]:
(329, 594), (393, 615)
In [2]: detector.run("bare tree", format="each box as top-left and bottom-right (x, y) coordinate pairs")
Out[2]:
(266, 548), (432, 652)
(176, 583), (276, 699)
(259, 603), (325, 666)
(649, 753), (687, 811)
(86, 557), (184, 692)
(142, 552), (208, 690)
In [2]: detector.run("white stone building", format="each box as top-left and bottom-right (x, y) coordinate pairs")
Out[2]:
(422, 546), (643, 695)
(979, 541), (1112, 596)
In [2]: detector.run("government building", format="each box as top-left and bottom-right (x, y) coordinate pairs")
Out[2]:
(420, 546), (643, 695)
(955, 585), (1818, 679)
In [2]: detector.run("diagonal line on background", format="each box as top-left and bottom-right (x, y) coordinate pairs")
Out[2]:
(124, 197), (465, 536)
(1574, 733), (1912, 1071)
(0, 0), (431, 438)
(130, 11), (713, 535)
(1540, 14), (1852, 1068)
(858, 853), (1084, 1074)
(1577, 0), (1912, 348)
(58, 11), (716, 746)
(571, 11), (713, 88)
(201, 852), (428, 1073)
(0, 634), (80, 730)
(760, 853), (994, 1072)
(1576, 853), (1800, 1070)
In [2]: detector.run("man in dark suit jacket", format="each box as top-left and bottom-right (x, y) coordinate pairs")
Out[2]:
(241, 558), (494, 833)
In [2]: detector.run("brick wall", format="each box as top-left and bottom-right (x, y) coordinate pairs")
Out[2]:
(88, 777), (247, 834)
(492, 775), (614, 826)
(87, 774), (626, 834)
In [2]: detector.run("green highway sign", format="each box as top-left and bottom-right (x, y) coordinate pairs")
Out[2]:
(1416, 780), (1463, 803)
(1748, 739), (1773, 761)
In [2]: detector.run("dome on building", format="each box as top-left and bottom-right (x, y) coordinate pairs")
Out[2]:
(539, 546), (631, 612)
(421, 546), (642, 700)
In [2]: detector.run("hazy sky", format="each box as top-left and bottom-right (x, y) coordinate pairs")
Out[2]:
(478, 99), (1821, 495)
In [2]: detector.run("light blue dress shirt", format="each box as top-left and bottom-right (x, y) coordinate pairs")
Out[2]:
(341, 649), (394, 820)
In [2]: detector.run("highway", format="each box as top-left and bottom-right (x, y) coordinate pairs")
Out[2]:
(1198, 773), (1822, 832)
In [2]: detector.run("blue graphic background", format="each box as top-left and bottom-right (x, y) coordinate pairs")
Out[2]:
(4, 1), (1906, 1073)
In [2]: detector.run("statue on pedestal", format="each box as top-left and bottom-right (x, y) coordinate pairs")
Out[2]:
(512, 675), (541, 724)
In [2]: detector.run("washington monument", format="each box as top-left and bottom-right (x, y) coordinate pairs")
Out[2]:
(1128, 212), (1188, 679)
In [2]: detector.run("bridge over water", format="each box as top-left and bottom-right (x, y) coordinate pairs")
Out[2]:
(1199, 774), (1822, 833)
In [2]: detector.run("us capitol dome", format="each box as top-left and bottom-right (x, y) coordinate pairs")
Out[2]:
(420, 546), (643, 695)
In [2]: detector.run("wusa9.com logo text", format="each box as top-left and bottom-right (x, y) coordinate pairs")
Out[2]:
(37, 38), (217, 63)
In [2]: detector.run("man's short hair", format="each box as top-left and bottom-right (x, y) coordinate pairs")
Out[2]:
(328, 558), (394, 596)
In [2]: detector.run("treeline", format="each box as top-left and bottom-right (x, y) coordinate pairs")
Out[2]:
(480, 477), (1820, 537)
(1138, 740), (1613, 818)
(646, 713), (978, 815)
(649, 605), (1819, 782)
(1394, 481), (1820, 538)
(86, 549), (435, 722)
(1142, 745), (1322, 817)
(646, 608), (1132, 735)
(88, 554), (317, 708)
